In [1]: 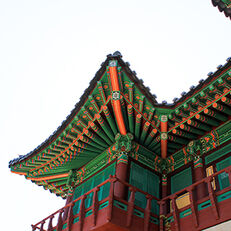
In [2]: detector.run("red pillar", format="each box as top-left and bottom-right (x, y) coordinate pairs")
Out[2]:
(63, 188), (74, 220)
(194, 158), (207, 200)
(114, 153), (128, 199)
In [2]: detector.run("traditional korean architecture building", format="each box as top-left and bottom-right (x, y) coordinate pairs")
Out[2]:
(211, 0), (231, 19)
(9, 51), (231, 231)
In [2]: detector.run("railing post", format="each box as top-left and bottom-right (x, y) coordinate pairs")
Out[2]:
(226, 167), (231, 185)
(67, 202), (74, 231)
(206, 176), (219, 220)
(126, 187), (136, 227)
(57, 209), (64, 231)
(159, 200), (166, 231)
(63, 189), (74, 221)
(92, 187), (100, 226)
(172, 195), (180, 231)
(79, 195), (86, 231)
(194, 157), (207, 200)
(114, 152), (129, 199)
(144, 195), (152, 231)
(39, 221), (45, 231)
(47, 215), (54, 231)
(188, 186), (198, 227)
(107, 175), (116, 221)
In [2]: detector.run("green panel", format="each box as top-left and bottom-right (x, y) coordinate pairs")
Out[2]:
(150, 216), (159, 225)
(84, 178), (93, 209)
(99, 200), (109, 210)
(133, 208), (144, 218)
(147, 170), (160, 214)
(101, 163), (115, 200)
(216, 156), (231, 190)
(205, 142), (231, 165)
(171, 167), (192, 194)
(179, 208), (192, 218)
(73, 185), (82, 215)
(129, 162), (160, 214)
(166, 216), (174, 223)
(93, 171), (104, 201)
(217, 190), (231, 203)
(85, 209), (93, 217)
(62, 223), (67, 230)
(73, 217), (79, 224)
(197, 200), (211, 211)
(72, 162), (115, 215)
(113, 200), (128, 211)
(130, 163), (146, 209)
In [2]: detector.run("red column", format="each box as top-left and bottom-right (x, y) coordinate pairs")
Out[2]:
(114, 153), (128, 199)
(63, 188), (74, 220)
(194, 158), (207, 200)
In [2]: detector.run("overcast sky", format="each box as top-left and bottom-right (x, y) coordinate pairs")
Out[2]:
(1, 0), (231, 230)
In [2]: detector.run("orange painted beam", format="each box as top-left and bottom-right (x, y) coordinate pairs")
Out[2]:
(109, 63), (126, 135)
(160, 115), (168, 159)
(11, 171), (27, 176)
(27, 173), (68, 181)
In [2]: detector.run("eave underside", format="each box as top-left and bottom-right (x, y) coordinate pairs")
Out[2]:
(9, 54), (231, 197)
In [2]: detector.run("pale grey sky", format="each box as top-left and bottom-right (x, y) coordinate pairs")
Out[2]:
(1, 0), (231, 230)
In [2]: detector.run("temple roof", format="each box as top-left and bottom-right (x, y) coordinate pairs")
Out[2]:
(211, 0), (231, 19)
(9, 52), (231, 198)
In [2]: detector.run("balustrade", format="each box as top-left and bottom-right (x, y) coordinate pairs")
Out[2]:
(32, 175), (159, 231)
(159, 165), (231, 231)
(31, 165), (231, 231)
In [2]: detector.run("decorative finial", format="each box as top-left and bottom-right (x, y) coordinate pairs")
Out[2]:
(112, 51), (122, 57)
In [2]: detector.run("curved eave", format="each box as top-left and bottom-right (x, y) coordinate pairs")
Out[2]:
(211, 0), (231, 19)
(9, 54), (231, 169)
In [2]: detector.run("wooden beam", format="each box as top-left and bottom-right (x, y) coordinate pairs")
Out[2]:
(212, 102), (231, 115)
(108, 60), (127, 135)
(127, 104), (134, 134)
(160, 115), (168, 159)
(204, 108), (227, 121)
(195, 114), (220, 126)
(187, 119), (211, 131)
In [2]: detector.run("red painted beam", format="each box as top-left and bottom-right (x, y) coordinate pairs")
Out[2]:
(108, 62), (126, 135)
(160, 115), (168, 159)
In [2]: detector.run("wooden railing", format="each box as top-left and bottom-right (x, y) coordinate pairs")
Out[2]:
(32, 166), (231, 231)
(31, 175), (160, 231)
(159, 165), (231, 231)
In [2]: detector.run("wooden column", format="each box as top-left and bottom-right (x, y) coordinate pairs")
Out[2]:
(114, 152), (128, 199)
(194, 157), (207, 200)
(63, 188), (74, 220)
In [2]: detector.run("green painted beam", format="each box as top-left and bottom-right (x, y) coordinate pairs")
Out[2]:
(204, 108), (227, 121)
(127, 104), (134, 134)
(102, 105), (118, 136)
(135, 114), (142, 141)
(195, 114), (220, 127)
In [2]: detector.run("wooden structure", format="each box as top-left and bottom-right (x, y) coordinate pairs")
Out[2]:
(9, 52), (231, 230)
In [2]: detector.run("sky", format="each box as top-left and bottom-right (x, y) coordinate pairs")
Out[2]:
(0, 0), (231, 230)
